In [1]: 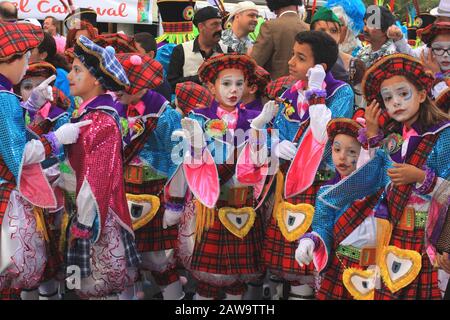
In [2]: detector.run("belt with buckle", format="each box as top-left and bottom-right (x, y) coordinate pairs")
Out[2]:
(124, 165), (166, 184)
(336, 245), (377, 267)
(397, 207), (427, 231)
(218, 186), (252, 207)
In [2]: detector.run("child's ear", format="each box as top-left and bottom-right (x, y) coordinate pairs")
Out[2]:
(418, 89), (427, 104)
(249, 84), (258, 95)
(94, 80), (101, 86)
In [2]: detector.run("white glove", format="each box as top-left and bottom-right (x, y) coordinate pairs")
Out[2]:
(386, 25), (403, 41)
(23, 75), (56, 111)
(274, 140), (297, 161)
(54, 120), (92, 145)
(309, 104), (331, 144)
(251, 100), (278, 129)
(162, 208), (182, 229)
(306, 64), (326, 90)
(172, 118), (206, 149)
(295, 238), (315, 267)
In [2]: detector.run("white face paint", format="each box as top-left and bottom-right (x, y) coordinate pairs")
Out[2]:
(216, 70), (245, 108)
(20, 76), (47, 101)
(380, 81), (421, 124)
(432, 41), (450, 71)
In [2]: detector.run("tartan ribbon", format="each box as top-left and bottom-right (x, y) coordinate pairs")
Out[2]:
(124, 117), (159, 165)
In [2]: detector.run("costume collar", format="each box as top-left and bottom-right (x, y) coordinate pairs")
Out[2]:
(74, 94), (116, 118)
(325, 72), (346, 98)
(244, 97), (263, 111)
(0, 73), (13, 91)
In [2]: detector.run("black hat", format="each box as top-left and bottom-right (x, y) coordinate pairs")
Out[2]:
(193, 6), (222, 27)
(414, 13), (436, 29)
(157, 0), (195, 37)
(64, 7), (97, 29)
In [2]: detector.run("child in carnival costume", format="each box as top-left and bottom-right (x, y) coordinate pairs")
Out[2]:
(166, 53), (277, 300)
(63, 35), (141, 299)
(242, 65), (271, 113)
(309, 54), (449, 299)
(113, 52), (185, 300)
(263, 30), (355, 299)
(0, 21), (85, 299)
(14, 62), (71, 300)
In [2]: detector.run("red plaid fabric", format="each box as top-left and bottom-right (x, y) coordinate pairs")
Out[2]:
(94, 33), (138, 54)
(249, 66), (271, 95)
(266, 76), (296, 99)
(326, 118), (362, 141)
(162, 22), (194, 33)
(151, 267), (180, 286)
(262, 181), (322, 277)
(39, 136), (54, 158)
(116, 53), (164, 94)
(0, 22), (43, 62)
(125, 179), (178, 252)
(190, 202), (264, 275)
(196, 280), (247, 298)
(175, 81), (213, 114)
(362, 54), (435, 104)
(198, 53), (257, 84)
(0, 156), (15, 224)
(28, 120), (53, 136)
(41, 211), (63, 281)
(316, 253), (360, 300)
(124, 117), (159, 165)
(0, 288), (21, 300)
(52, 87), (71, 111)
(418, 22), (450, 45)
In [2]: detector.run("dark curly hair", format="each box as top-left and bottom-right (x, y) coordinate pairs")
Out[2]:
(266, 0), (303, 12)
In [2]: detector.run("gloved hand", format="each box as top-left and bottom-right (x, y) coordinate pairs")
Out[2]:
(54, 120), (92, 145)
(251, 100), (278, 129)
(309, 104), (331, 144)
(274, 140), (297, 161)
(306, 64), (326, 91)
(162, 208), (182, 229)
(172, 118), (206, 150)
(23, 75), (56, 111)
(386, 25), (403, 41)
(295, 238), (315, 267)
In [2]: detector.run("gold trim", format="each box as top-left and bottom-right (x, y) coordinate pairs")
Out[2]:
(218, 207), (256, 239)
(126, 194), (160, 230)
(342, 268), (376, 300)
(276, 202), (314, 242)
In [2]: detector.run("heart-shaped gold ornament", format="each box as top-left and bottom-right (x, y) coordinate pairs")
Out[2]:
(218, 207), (256, 239)
(276, 202), (314, 242)
(343, 268), (376, 300)
(126, 194), (160, 230)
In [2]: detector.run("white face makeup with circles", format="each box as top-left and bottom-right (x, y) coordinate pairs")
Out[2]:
(218, 73), (245, 107)
(432, 41), (450, 71)
(380, 81), (417, 122)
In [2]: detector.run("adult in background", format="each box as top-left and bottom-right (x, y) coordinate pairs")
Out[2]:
(0, 1), (17, 22)
(168, 6), (229, 92)
(222, 1), (259, 54)
(251, 0), (309, 80)
(44, 16), (67, 54)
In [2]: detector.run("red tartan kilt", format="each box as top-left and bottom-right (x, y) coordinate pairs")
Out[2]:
(190, 213), (264, 275)
(125, 179), (178, 252)
(41, 211), (63, 281)
(262, 183), (321, 278)
(375, 227), (441, 300)
(0, 288), (20, 300)
(316, 253), (359, 300)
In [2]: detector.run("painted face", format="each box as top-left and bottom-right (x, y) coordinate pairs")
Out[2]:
(288, 42), (316, 81)
(20, 76), (47, 101)
(213, 68), (245, 109)
(67, 58), (97, 99)
(312, 20), (341, 44)
(332, 134), (361, 177)
(380, 76), (424, 125)
(116, 89), (146, 105)
(431, 36), (450, 71)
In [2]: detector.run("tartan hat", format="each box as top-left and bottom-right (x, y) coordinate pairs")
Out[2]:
(265, 75), (296, 99)
(0, 21), (44, 62)
(52, 86), (72, 111)
(193, 6), (222, 27)
(249, 66), (271, 95)
(311, 6), (342, 26)
(116, 53), (164, 94)
(362, 54), (435, 105)
(64, 7), (97, 29)
(22, 62), (56, 81)
(326, 118), (363, 141)
(414, 14), (436, 29)
(175, 81), (213, 114)
(418, 22), (450, 45)
(73, 35), (129, 91)
(94, 33), (138, 54)
(198, 53), (257, 84)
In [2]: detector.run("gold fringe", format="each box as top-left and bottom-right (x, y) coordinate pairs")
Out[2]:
(34, 207), (49, 242)
(59, 211), (70, 253)
(375, 217), (393, 265)
(272, 171), (284, 220)
(194, 200), (216, 243)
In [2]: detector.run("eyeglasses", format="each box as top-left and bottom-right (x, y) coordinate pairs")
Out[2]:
(431, 47), (450, 56)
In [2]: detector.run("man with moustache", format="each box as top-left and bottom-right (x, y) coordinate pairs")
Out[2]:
(168, 6), (230, 92)
(222, 1), (259, 54)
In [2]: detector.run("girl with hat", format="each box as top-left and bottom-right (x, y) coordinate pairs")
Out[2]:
(113, 53), (185, 300)
(262, 30), (354, 300)
(314, 53), (449, 299)
(63, 35), (140, 299)
(165, 53), (277, 300)
(0, 21), (86, 299)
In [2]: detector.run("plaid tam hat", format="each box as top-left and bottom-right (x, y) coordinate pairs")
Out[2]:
(249, 66), (271, 95)
(266, 75), (296, 99)
(23, 62), (56, 81)
(175, 81), (213, 114)
(418, 22), (450, 45)
(116, 53), (164, 94)
(327, 118), (363, 141)
(64, 7), (97, 29)
(73, 35), (129, 91)
(198, 53), (257, 84)
(362, 54), (435, 105)
(94, 33), (138, 54)
(0, 21), (44, 62)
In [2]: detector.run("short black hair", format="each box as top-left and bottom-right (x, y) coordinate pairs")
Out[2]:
(295, 31), (339, 71)
(0, 1), (18, 21)
(134, 32), (157, 54)
(266, 0), (302, 12)
(364, 6), (397, 33)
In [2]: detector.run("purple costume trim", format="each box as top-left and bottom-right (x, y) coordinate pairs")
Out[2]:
(413, 166), (436, 195)
(43, 132), (62, 157)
